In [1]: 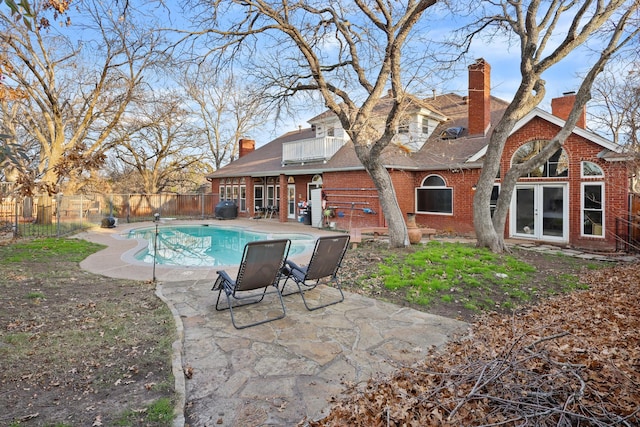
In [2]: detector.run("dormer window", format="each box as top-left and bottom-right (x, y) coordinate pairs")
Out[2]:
(398, 121), (409, 134)
(327, 127), (335, 137)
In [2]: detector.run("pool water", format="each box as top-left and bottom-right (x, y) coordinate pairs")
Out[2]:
(126, 225), (316, 267)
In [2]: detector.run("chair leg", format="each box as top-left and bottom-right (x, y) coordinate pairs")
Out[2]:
(227, 285), (287, 329)
(286, 277), (345, 311)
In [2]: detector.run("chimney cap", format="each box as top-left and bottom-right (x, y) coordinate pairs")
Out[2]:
(562, 91), (576, 96)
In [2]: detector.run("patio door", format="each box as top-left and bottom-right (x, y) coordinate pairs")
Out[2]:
(511, 184), (567, 242)
(287, 185), (296, 219)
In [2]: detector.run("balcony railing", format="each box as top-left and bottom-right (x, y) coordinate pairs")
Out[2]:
(282, 136), (346, 164)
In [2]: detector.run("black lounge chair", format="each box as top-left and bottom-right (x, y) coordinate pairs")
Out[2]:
(212, 239), (290, 329)
(280, 235), (350, 311)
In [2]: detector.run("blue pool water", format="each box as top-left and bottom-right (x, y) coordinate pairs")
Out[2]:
(126, 225), (316, 267)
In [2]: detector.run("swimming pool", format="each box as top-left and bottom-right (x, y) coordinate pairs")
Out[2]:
(126, 225), (316, 267)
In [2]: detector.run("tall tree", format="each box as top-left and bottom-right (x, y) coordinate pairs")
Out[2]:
(467, 0), (640, 252)
(591, 64), (640, 192)
(184, 0), (442, 247)
(109, 90), (209, 194)
(181, 66), (270, 169)
(0, 0), (164, 199)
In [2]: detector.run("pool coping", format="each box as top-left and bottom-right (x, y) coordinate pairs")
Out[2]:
(78, 218), (344, 283)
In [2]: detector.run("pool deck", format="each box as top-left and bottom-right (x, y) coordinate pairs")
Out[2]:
(78, 218), (341, 283)
(77, 219), (470, 426)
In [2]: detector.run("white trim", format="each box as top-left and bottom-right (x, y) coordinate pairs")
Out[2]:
(415, 174), (453, 215)
(513, 109), (622, 152)
(510, 183), (568, 243)
(580, 181), (605, 238)
(466, 108), (623, 163)
(581, 160), (604, 178)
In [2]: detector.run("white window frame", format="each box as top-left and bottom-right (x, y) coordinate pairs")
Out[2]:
(239, 185), (246, 212)
(415, 174), (453, 215)
(581, 161), (604, 178)
(581, 182), (605, 238)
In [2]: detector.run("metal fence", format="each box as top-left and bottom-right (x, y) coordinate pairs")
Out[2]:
(0, 193), (216, 239)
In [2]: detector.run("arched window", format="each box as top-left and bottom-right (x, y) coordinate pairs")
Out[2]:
(581, 161), (604, 178)
(512, 140), (569, 177)
(311, 174), (323, 187)
(416, 174), (452, 214)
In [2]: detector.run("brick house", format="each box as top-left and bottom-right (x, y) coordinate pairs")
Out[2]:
(207, 59), (633, 251)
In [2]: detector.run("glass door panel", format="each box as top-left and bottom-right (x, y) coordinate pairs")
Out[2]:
(515, 187), (535, 235)
(287, 185), (296, 219)
(542, 186), (564, 237)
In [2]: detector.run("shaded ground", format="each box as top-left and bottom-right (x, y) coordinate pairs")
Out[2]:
(0, 241), (175, 426)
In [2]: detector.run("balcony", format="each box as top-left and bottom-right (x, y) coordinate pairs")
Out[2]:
(282, 136), (346, 165)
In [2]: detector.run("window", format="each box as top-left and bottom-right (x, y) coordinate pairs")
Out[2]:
(327, 127), (335, 137)
(416, 175), (452, 214)
(421, 117), (430, 135)
(398, 120), (409, 134)
(254, 185), (264, 209)
(581, 161), (604, 178)
(512, 140), (568, 177)
(490, 185), (500, 217)
(239, 185), (246, 212)
(582, 183), (604, 237)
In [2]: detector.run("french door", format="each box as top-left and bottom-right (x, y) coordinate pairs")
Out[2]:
(287, 185), (296, 219)
(511, 184), (568, 242)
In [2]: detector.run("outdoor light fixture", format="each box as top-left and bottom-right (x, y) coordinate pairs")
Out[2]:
(154, 212), (160, 222)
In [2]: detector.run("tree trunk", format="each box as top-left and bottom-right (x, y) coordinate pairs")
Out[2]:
(355, 146), (409, 248)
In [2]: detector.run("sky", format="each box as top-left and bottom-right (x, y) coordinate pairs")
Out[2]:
(46, 0), (631, 147)
(231, 2), (621, 147)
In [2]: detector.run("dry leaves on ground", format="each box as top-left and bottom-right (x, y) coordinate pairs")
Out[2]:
(311, 262), (640, 426)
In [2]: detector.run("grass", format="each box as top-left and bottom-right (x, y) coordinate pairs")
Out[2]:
(115, 397), (174, 426)
(0, 237), (105, 263)
(373, 241), (550, 311)
(0, 237), (175, 426)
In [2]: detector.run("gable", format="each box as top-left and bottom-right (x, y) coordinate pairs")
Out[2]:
(466, 108), (623, 163)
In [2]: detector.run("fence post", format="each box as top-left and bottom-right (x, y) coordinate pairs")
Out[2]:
(13, 198), (18, 238)
(56, 194), (62, 237)
(201, 193), (205, 219)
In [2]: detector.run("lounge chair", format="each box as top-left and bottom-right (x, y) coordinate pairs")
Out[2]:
(212, 239), (290, 329)
(280, 235), (350, 311)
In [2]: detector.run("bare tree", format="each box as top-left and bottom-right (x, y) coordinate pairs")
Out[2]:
(466, 0), (640, 252)
(0, 0), (165, 201)
(109, 90), (209, 194)
(182, 66), (270, 169)
(591, 64), (640, 192)
(183, 0), (443, 247)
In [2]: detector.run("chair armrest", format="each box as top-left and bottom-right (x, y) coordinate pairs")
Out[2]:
(212, 270), (235, 291)
(285, 260), (306, 273)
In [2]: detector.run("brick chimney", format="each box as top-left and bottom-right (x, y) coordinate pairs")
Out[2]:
(468, 58), (491, 136)
(238, 138), (255, 158)
(551, 92), (586, 129)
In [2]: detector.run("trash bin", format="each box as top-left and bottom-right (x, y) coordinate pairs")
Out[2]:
(303, 208), (312, 225)
(101, 216), (117, 228)
(215, 200), (238, 219)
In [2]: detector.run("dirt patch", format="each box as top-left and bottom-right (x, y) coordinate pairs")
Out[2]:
(0, 247), (175, 426)
(339, 240), (613, 322)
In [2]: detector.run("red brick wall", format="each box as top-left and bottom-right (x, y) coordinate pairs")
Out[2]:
(503, 116), (629, 250)
(468, 59), (491, 136)
(321, 171), (382, 229)
(551, 94), (586, 129)
(412, 169), (480, 235)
